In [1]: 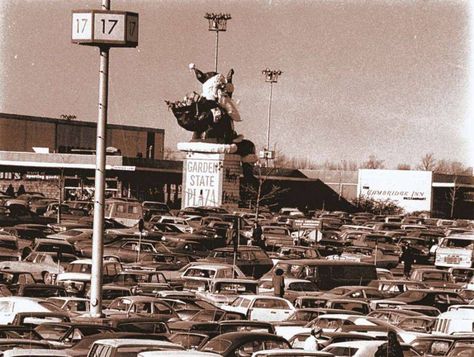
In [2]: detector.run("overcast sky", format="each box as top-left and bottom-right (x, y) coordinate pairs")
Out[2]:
(0, 0), (472, 169)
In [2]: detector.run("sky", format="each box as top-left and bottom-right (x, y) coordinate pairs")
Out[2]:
(0, 0), (472, 169)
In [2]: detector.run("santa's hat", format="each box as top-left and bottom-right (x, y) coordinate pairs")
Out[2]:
(189, 63), (217, 84)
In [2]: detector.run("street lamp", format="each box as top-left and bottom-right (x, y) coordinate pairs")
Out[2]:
(261, 68), (282, 166)
(204, 12), (231, 72)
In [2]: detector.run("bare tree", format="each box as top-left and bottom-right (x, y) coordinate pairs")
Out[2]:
(417, 153), (436, 171)
(446, 176), (460, 219)
(361, 155), (385, 169)
(241, 164), (289, 219)
(397, 163), (411, 170)
(435, 159), (468, 175)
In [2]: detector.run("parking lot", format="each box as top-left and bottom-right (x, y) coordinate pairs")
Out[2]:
(0, 193), (472, 356)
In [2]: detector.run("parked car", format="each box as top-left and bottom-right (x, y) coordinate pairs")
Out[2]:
(261, 226), (293, 250)
(196, 278), (259, 307)
(86, 338), (183, 356)
(0, 252), (64, 283)
(322, 340), (421, 357)
(221, 295), (295, 322)
(258, 278), (320, 303)
(201, 332), (291, 357)
(409, 267), (460, 290)
(261, 260), (377, 291)
(201, 246), (273, 278)
(180, 263), (246, 291)
(103, 296), (179, 321)
(0, 296), (62, 325)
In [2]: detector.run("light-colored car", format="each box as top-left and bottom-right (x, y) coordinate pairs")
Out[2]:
(221, 294), (295, 322)
(258, 278), (320, 303)
(139, 352), (221, 357)
(56, 258), (123, 294)
(3, 349), (70, 357)
(181, 263), (246, 291)
(323, 340), (421, 357)
(196, 278), (259, 307)
(155, 215), (193, 233)
(0, 252), (64, 283)
(46, 297), (90, 315)
(87, 338), (184, 357)
(103, 296), (179, 320)
(0, 296), (59, 325)
(47, 228), (93, 244)
(252, 350), (333, 357)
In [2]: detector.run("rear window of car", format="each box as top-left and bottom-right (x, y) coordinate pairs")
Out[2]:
(202, 338), (232, 354)
(325, 346), (359, 356)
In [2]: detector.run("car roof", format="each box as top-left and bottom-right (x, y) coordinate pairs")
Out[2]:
(324, 340), (385, 348)
(110, 296), (167, 302)
(91, 338), (180, 348)
(34, 238), (73, 245)
(252, 349), (333, 356)
(275, 259), (374, 266)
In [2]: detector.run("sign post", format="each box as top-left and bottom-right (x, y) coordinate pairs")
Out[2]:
(72, 0), (138, 318)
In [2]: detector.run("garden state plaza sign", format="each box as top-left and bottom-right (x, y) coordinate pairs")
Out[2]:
(183, 156), (223, 207)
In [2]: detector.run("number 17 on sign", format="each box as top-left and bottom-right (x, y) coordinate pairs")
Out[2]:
(72, 10), (138, 47)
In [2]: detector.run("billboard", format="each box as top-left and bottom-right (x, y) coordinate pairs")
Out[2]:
(358, 169), (433, 213)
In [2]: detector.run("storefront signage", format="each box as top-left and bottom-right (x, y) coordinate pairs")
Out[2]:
(358, 169), (432, 213)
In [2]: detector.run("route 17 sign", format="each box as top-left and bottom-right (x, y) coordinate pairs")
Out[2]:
(72, 10), (138, 47)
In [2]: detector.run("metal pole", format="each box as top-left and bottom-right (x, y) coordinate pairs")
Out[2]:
(57, 168), (63, 224)
(214, 30), (219, 72)
(266, 82), (273, 167)
(90, 0), (111, 318)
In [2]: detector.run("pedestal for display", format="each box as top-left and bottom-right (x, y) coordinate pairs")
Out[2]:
(178, 142), (241, 210)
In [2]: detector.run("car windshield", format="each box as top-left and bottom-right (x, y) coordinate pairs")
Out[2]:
(214, 282), (257, 294)
(34, 324), (69, 341)
(440, 239), (474, 248)
(325, 346), (359, 356)
(288, 282), (318, 292)
(202, 338), (232, 354)
(191, 310), (224, 322)
(170, 333), (207, 349)
(447, 342), (474, 357)
(264, 228), (289, 235)
(366, 235), (392, 243)
(107, 298), (131, 311)
(287, 311), (320, 321)
(421, 272), (451, 282)
(66, 264), (91, 273)
(0, 239), (17, 250)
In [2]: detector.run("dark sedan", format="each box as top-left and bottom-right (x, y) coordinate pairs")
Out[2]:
(201, 332), (291, 357)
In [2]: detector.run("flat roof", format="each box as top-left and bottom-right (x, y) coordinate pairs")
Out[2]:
(0, 112), (164, 134)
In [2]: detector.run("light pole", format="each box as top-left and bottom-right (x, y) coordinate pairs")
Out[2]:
(261, 68), (282, 167)
(204, 13), (231, 72)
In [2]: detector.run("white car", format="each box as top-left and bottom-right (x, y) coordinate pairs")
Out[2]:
(252, 350), (333, 357)
(221, 294), (295, 322)
(181, 263), (246, 291)
(323, 340), (421, 357)
(87, 338), (183, 357)
(0, 296), (58, 325)
(139, 352), (221, 357)
(0, 252), (64, 283)
(3, 349), (70, 357)
(155, 216), (193, 233)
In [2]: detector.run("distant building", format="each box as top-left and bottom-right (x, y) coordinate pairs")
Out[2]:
(0, 113), (164, 159)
